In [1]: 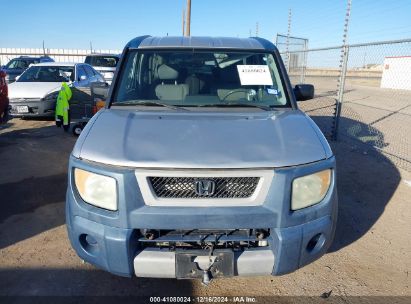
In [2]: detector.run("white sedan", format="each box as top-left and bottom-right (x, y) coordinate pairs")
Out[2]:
(8, 62), (105, 117)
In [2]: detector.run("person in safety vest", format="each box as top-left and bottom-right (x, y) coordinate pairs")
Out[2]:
(55, 82), (72, 131)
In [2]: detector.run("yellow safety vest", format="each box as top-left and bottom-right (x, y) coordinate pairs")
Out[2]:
(55, 82), (72, 126)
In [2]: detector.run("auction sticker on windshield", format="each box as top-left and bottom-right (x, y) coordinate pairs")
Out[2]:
(237, 65), (273, 86)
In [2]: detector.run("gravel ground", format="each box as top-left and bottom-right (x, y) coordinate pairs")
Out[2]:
(0, 118), (410, 302)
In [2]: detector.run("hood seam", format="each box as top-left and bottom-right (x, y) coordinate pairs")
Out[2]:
(78, 110), (104, 158)
(302, 112), (329, 159)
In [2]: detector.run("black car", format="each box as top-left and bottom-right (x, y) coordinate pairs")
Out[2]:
(1, 56), (54, 83)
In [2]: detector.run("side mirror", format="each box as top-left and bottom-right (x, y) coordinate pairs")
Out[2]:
(294, 84), (314, 101)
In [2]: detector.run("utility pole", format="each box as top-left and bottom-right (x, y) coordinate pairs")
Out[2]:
(285, 8), (292, 72)
(42, 40), (46, 56)
(185, 0), (191, 37)
(255, 22), (259, 37)
(333, 0), (352, 140)
(182, 9), (186, 36)
(90, 41), (93, 53)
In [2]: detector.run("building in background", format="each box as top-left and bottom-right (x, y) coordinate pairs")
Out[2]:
(380, 56), (411, 90)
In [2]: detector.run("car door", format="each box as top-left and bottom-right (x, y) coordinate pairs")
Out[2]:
(90, 66), (105, 83)
(0, 71), (8, 120)
(84, 65), (97, 85)
(75, 65), (89, 87)
(71, 65), (92, 119)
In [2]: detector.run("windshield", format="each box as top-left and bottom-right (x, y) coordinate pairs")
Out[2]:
(6, 59), (37, 70)
(18, 66), (75, 82)
(113, 50), (289, 108)
(85, 56), (119, 67)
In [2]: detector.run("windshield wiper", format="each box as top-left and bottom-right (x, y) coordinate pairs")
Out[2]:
(111, 100), (189, 111)
(197, 103), (272, 111)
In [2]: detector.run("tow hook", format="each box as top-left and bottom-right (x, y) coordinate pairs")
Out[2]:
(194, 256), (217, 286)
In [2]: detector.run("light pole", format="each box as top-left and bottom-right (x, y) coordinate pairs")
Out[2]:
(182, 9), (185, 36)
(334, 0), (352, 140)
(185, 0), (191, 37)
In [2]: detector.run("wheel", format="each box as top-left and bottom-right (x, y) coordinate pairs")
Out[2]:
(72, 124), (83, 136)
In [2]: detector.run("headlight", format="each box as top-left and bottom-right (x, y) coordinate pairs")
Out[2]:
(43, 91), (59, 101)
(291, 169), (331, 210)
(74, 168), (117, 211)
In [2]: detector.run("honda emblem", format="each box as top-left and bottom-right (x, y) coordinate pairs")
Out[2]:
(195, 180), (216, 196)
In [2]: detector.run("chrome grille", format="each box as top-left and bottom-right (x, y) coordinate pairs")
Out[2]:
(148, 177), (260, 199)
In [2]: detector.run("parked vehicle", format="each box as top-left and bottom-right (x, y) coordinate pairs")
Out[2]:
(70, 82), (109, 136)
(84, 54), (120, 85)
(0, 70), (9, 123)
(1, 55), (54, 83)
(8, 62), (105, 117)
(66, 36), (337, 284)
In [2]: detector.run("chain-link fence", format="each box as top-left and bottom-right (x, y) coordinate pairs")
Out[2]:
(283, 38), (411, 171)
(276, 34), (308, 84)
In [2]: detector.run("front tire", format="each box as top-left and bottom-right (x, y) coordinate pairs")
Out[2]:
(72, 124), (83, 136)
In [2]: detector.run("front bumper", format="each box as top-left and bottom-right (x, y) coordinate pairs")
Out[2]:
(9, 98), (55, 117)
(66, 156), (338, 278)
(66, 212), (335, 278)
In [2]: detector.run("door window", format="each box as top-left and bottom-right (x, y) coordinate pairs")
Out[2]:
(84, 65), (95, 78)
(77, 66), (88, 81)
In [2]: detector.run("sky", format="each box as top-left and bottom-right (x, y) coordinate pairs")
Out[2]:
(2, 0), (411, 50)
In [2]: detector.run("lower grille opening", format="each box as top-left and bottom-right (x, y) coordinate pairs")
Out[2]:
(138, 229), (270, 250)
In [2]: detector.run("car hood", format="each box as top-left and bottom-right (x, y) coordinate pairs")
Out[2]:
(75, 109), (329, 169)
(8, 82), (60, 99)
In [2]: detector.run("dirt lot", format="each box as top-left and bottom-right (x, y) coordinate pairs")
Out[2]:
(0, 118), (410, 301)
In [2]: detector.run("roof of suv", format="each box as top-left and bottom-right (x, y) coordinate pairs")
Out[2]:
(31, 62), (78, 67)
(86, 53), (120, 57)
(126, 36), (277, 51)
(18, 55), (52, 59)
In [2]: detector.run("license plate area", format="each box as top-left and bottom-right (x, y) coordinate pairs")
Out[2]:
(16, 106), (29, 113)
(176, 249), (234, 279)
